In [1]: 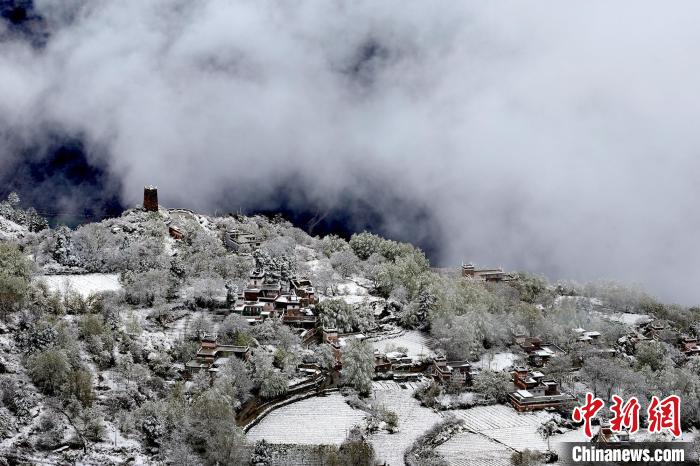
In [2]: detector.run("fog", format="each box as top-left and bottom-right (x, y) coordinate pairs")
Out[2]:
(1, 0), (700, 304)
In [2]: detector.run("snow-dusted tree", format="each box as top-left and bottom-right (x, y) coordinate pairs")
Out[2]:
(311, 343), (337, 370)
(116, 353), (150, 391)
(318, 298), (374, 333)
(431, 314), (484, 360)
(252, 352), (288, 399)
(330, 249), (360, 278)
(121, 220), (168, 273)
(72, 223), (114, 272)
(218, 313), (252, 346)
(251, 439), (273, 466)
(15, 319), (57, 354)
(349, 232), (383, 260)
(635, 340), (669, 372)
(320, 234), (350, 258)
(62, 368), (95, 407)
(27, 349), (70, 395)
(121, 269), (174, 305)
(24, 207), (48, 232)
(0, 242), (31, 319)
(189, 313), (212, 340)
(537, 420), (557, 451)
(125, 310), (143, 337)
(253, 249), (296, 282)
(162, 429), (203, 466)
(341, 339), (374, 396)
(308, 258), (337, 296)
(0, 193), (47, 232)
(471, 370), (511, 403)
(188, 276), (227, 308)
(262, 235), (295, 258)
(274, 348), (301, 376)
(51, 226), (79, 267)
(6, 192), (19, 208)
(213, 356), (253, 408)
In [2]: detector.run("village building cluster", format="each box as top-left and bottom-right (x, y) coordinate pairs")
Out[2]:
(232, 271), (317, 327)
(168, 223), (697, 422)
(461, 263), (515, 282)
(617, 319), (700, 358)
(508, 366), (576, 412)
(185, 336), (251, 375)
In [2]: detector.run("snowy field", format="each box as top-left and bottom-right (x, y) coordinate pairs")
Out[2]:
(0, 217), (26, 241)
(600, 312), (651, 326)
(371, 330), (436, 361)
(333, 279), (379, 305)
(554, 296), (603, 308)
(246, 393), (366, 445)
(38, 274), (122, 297)
(448, 405), (554, 452)
(437, 431), (512, 466)
(369, 381), (444, 466)
(473, 352), (518, 371)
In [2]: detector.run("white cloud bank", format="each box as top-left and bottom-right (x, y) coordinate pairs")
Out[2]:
(2, 0), (700, 303)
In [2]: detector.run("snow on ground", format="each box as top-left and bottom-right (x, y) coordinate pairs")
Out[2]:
(304, 258), (328, 274)
(0, 216), (27, 241)
(370, 381), (444, 466)
(554, 296), (604, 308)
(336, 280), (368, 297)
(448, 405), (554, 452)
(474, 352), (519, 372)
(332, 279), (376, 305)
(599, 312), (651, 326)
(438, 431), (512, 466)
(247, 393), (366, 445)
(371, 330), (436, 361)
(38, 273), (122, 297)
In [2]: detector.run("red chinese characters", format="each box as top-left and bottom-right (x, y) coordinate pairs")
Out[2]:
(572, 392), (605, 438)
(647, 395), (681, 437)
(610, 395), (640, 433)
(573, 393), (683, 438)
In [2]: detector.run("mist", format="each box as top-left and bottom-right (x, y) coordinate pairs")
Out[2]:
(1, 0), (700, 304)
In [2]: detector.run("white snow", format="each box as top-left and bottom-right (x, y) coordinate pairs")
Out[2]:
(447, 405), (554, 452)
(333, 279), (372, 305)
(474, 352), (519, 372)
(554, 296), (603, 308)
(246, 393), (366, 445)
(38, 273), (122, 297)
(371, 330), (436, 361)
(336, 280), (368, 297)
(369, 381), (444, 466)
(602, 312), (651, 326)
(0, 216), (27, 241)
(438, 430), (513, 466)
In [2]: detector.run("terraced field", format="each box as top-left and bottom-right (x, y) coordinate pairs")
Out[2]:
(247, 393), (366, 445)
(39, 273), (122, 297)
(449, 405), (554, 452)
(437, 431), (512, 466)
(370, 330), (436, 360)
(369, 381), (444, 466)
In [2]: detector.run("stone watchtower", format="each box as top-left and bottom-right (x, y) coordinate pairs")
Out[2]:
(143, 186), (159, 212)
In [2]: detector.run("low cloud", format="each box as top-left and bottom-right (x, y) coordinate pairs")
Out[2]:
(1, 0), (700, 304)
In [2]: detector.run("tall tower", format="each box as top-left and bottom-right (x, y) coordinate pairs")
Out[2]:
(143, 186), (159, 212)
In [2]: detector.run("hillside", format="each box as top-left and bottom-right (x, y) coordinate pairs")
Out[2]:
(0, 195), (698, 465)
